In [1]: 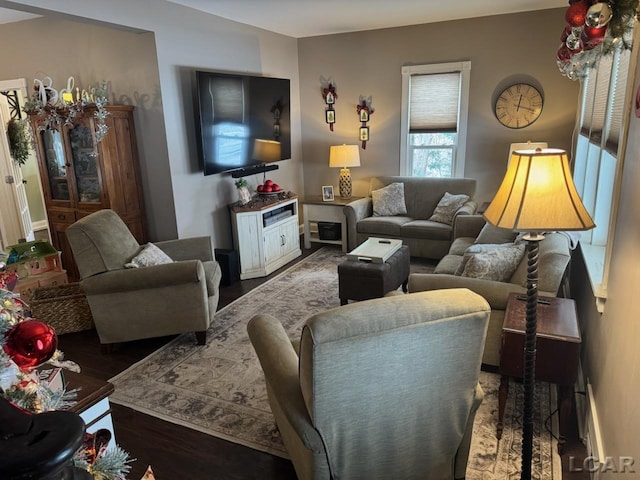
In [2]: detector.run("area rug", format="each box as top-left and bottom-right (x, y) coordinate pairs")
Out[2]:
(109, 247), (562, 478)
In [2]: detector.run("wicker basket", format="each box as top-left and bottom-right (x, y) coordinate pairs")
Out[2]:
(28, 283), (94, 335)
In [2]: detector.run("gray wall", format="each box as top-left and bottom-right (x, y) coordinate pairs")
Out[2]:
(2, 0), (303, 249)
(0, 15), (170, 239)
(298, 9), (579, 203)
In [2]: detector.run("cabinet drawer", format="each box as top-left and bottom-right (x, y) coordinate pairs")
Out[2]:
(49, 209), (76, 224)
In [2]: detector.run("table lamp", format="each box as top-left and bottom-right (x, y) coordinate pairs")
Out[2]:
(329, 144), (360, 198)
(483, 148), (594, 480)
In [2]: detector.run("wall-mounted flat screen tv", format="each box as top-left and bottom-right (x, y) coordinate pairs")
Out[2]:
(195, 70), (291, 176)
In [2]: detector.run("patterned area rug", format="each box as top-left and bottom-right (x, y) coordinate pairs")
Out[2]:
(109, 247), (561, 478)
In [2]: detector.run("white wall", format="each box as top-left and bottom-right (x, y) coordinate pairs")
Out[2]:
(2, 0), (302, 249)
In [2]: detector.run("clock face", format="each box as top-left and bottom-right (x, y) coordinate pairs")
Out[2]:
(494, 83), (543, 129)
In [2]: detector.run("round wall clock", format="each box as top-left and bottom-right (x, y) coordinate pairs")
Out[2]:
(494, 83), (543, 129)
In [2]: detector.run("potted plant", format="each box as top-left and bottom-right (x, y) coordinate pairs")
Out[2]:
(235, 178), (252, 205)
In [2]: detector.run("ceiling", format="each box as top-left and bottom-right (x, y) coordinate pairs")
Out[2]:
(166, 0), (568, 38)
(0, 7), (38, 24)
(0, 1), (568, 37)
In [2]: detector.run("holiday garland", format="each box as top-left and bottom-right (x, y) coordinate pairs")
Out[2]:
(0, 283), (133, 479)
(6, 118), (32, 166)
(23, 77), (110, 143)
(556, 0), (639, 80)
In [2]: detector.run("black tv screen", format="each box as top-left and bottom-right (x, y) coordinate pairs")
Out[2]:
(195, 70), (291, 175)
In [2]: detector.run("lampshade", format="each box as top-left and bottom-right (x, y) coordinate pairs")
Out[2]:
(484, 148), (595, 232)
(252, 139), (281, 162)
(507, 141), (547, 166)
(329, 145), (360, 168)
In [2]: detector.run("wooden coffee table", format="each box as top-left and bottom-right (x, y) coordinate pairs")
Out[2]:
(65, 371), (116, 448)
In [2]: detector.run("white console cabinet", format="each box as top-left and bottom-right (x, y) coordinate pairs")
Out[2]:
(231, 196), (301, 279)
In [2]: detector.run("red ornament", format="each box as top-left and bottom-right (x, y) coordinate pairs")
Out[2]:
(583, 24), (607, 40)
(565, 0), (590, 27)
(557, 44), (573, 62)
(561, 25), (574, 42)
(3, 320), (58, 370)
(581, 26), (606, 50)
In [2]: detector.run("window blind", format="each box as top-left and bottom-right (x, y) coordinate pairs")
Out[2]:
(580, 73), (597, 136)
(409, 72), (460, 133)
(606, 49), (631, 154)
(587, 54), (614, 144)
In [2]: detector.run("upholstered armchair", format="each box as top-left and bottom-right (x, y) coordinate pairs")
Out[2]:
(66, 209), (221, 350)
(248, 289), (490, 480)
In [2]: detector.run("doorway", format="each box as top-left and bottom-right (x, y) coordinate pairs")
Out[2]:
(0, 78), (48, 251)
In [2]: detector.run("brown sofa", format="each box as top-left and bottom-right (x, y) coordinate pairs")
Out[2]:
(343, 176), (477, 259)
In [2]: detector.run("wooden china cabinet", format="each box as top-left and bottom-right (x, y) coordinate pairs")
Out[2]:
(28, 105), (147, 281)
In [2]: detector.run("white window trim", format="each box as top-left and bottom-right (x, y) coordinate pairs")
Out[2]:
(400, 61), (471, 177)
(573, 43), (638, 314)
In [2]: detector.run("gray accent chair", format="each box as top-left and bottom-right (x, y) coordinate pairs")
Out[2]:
(66, 209), (221, 350)
(408, 215), (571, 366)
(248, 288), (491, 480)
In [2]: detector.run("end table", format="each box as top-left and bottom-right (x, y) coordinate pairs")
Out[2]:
(497, 293), (581, 452)
(302, 196), (363, 253)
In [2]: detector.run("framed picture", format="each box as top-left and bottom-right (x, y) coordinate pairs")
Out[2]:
(322, 185), (334, 201)
(359, 126), (369, 142)
(359, 109), (370, 122)
(325, 109), (335, 124)
(325, 92), (335, 105)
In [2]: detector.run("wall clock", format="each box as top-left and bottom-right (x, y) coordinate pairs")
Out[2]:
(494, 83), (543, 129)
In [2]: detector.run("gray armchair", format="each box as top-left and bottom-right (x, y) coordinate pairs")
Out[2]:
(248, 289), (490, 480)
(408, 215), (571, 366)
(66, 209), (221, 349)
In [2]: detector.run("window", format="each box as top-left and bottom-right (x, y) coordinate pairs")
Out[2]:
(400, 61), (471, 178)
(572, 47), (632, 311)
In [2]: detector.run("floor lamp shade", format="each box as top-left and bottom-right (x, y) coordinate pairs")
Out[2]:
(484, 148), (593, 480)
(329, 145), (360, 198)
(484, 148), (595, 232)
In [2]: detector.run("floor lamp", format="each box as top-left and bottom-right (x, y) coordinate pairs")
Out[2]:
(483, 148), (594, 480)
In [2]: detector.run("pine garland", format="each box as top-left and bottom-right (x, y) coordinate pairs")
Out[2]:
(74, 445), (134, 480)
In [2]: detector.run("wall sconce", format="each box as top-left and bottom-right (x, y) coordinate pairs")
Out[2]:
(357, 96), (374, 149)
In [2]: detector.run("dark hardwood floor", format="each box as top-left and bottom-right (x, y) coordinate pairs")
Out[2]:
(57, 242), (588, 479)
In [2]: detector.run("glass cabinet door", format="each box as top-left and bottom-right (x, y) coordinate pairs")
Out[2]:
(67, 122), (101, 203)
(41, 129), (70, 201)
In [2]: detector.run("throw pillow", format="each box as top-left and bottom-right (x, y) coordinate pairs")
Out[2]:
(458, 243), (526, 282)
(475, 223), (518, 245)
(124, 243), (173, 268)
(428, 192), (470, 225)
(371, 182), (408, 216)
